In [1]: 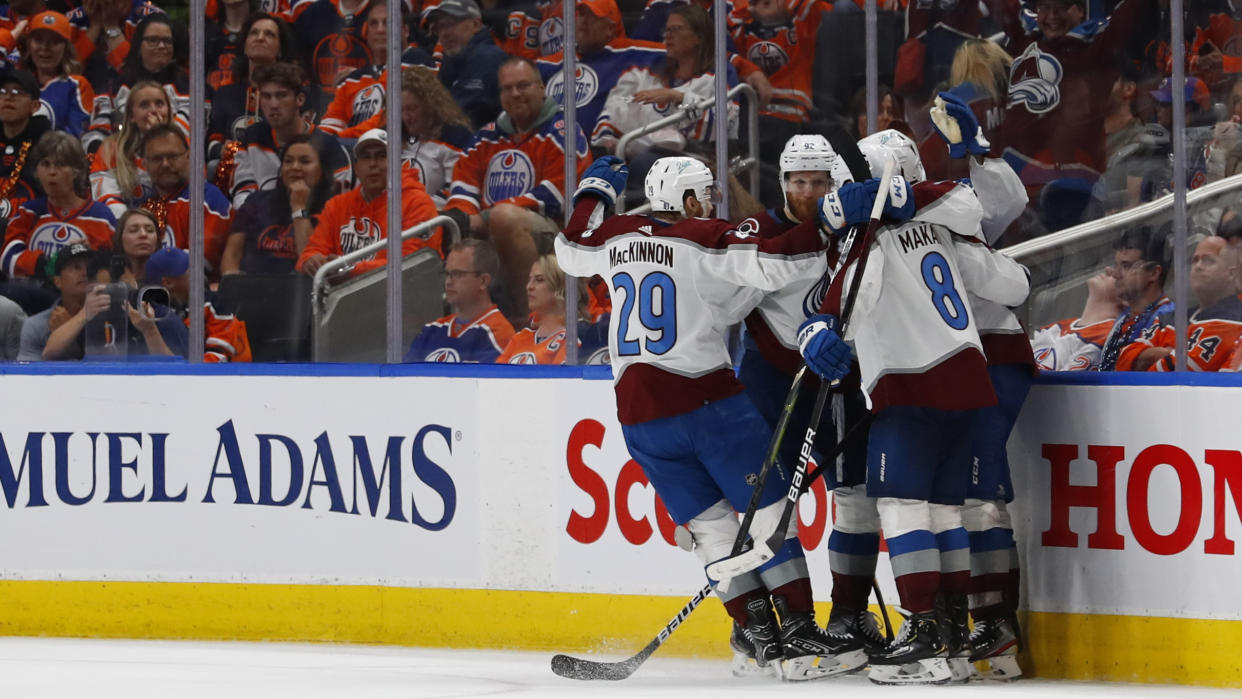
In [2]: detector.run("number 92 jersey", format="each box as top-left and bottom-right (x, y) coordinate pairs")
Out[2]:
(556, 198), (829, 424)
(822, 181), (1030, 413)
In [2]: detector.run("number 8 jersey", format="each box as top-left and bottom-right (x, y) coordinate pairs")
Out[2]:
(821, 181), (1031, 413)
(556, 197), (829, 425)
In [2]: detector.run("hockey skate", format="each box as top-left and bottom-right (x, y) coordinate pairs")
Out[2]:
(729, 598), (783, 679)
(773, 597), (867, 681)
(826, 604), (889, 657)
(969, 614), (1023, 681)
(938, 595), (973, 683)
(867, 612), (952, 686)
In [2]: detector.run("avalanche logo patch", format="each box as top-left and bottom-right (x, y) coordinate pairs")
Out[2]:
(546, 64), (599, 108)
(1008, 44), (1063, 115)
(747, 41), (789, 75)
(352, 84), (385, 124)
(539, 16), (564, 57)
(425, 347), (462, 362)
(484, 150), (535, 206)
(30, 222), (86, 256)
(802, 270), (829, 318)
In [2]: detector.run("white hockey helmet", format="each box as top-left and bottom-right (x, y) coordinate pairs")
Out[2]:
(857, 129), (926, 183)
(778, 134), (853, 200)
(645, 156), (715, 215)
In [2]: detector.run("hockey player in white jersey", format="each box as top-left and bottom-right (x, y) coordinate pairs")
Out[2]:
(555, 155), (856, 680)
(798, 130), (1030, 685)
(929, 90), (1036, 681)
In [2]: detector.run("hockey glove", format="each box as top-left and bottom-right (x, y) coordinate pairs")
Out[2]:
(573, 155), (629, 208)
(883, 174), (916, 222)
(818, 179), (879, 236)
(930, 91), (990, 158)
(797, 314), (852, 381)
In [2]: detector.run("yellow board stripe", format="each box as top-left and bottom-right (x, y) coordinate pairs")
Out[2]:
(1, 581), (1239, 687)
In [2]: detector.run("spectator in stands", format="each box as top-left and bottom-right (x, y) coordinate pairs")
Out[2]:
(1096, 62), (1149, 213)
(0, 0), (58, 58)
(1030, 269), (1123, 371)
(347, 66), (474, 207)
(16, 12), (101, 148)
(222, 134), (333, 275)
(207, 13), (304, 170)
(430, 0), (508, 129)
(17, 242), (94, 360)
(230, 61), (351, 209)
(297, 128), (442, 278)
(110, 207), (160, 285)
(290, 0), (371, 102)
(70, 0), (165, 94)
(849, 84), (903, 141)
(497, 253), (588, 365)
(206, 0), (259, 91)
(1116, 236), (1242, 371)
(110, 14), (190, 135)
(1097, 225), (1174, 371)
(404, 238), (515, 362)
(319, 0), (433, 138)
(0, 293), (25, 359)
(445, 56), (589, 318)
(592, 5), (738, 157)
(2, 131), (115, 281)
(499, 0), (566, 60)
(136, 123), (233, 271)
(1130, 77), (1214, 205)
(144, 246), (254, 363)
(535, 0), (664, 144)
(91, 79), (169, 212)
(0, 68), (51, 218)
(1104, 62), (1145, 165)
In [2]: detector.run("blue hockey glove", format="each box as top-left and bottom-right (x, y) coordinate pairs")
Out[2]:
(797, 314), (852, 381)
(930, 91), (990, 158)
(883, 175), (916, 222)
(818, 179), (879, 235)
(573, 155), (629, 207)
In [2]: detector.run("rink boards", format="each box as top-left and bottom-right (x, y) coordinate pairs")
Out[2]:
(0, 364), (1239, 687)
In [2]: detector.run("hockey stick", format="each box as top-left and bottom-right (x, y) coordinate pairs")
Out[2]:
(872, 579), (895, 642)
(706, 158), (897, 582)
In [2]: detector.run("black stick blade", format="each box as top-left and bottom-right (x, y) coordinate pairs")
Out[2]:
(550, 653), (641, 681)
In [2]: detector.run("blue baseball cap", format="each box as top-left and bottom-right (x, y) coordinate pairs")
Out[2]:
(144, 247), (188, 284)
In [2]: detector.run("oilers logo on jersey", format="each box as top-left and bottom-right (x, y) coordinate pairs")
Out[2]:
(508, 351), (538, 364)
(484, 150), (536, 206)
(34, 99), (53, 129)
(747, 41), (791, 76)
(30, 222), (85, 256)
(546, 65), (600, 109)
(540, 16), (564, 57)
(351, 85), (385, 126)
(230, 114), (261, 140)
(1008, 44), (1064, 115)
(338, 216), (384, 256)
(425, 347), (462, 362)
(584, 347), (609, 365)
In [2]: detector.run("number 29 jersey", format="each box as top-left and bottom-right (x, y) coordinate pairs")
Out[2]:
(556, 197), (828, 425)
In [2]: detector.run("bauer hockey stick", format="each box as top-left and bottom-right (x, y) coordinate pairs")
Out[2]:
(706, 157), (898, 582)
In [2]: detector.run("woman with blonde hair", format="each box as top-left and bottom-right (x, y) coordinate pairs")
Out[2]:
(90, 80), (173, 216)
(921, 38), (1012, 181)
(949, 39), (1013, 104)
(496, 253), (591, 365)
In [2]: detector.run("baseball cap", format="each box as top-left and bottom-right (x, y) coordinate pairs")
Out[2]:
(144, 247), (188, 284)
(52, 242), (94, 275)
(0, 68), (39, 98)
(427, 0), (481, 21)
(578, 0), (623, 29)
(1151, 76), (1211, 111)
(353, 128), (388, 156)
(28, 11), (72, 43)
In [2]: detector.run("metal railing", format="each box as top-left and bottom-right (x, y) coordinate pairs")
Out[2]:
(615, 83), (760, 214)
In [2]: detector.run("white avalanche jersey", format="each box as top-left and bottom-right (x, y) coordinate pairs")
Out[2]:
(556, 196), (828, 424)
(822, 180), (1028, 412)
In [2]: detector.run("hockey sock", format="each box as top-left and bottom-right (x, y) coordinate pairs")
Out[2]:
(930, 503), (970, 597)
(829, 485), (881, 610)
(757, 538), (811, 606)
(877, 497), (939, 614)
(723, 587), (774, 627)
(961, 498), (1015, 613)
(768, 577), (816, 615)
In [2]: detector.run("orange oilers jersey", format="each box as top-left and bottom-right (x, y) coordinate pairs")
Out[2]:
(138, 183), (234, 270)
(198, 302), (253, 363)
(1030, 316), (1114, 371)
(1, 198), (116, 278)
(291, 0), (373, 98)
(319, 48), (436, 136)
(502, 0), (565, 60)
(1117, 297), (1242, 372)
(729, 0), (830, 121)
(296, 169), (443, 277)
(67, 0), (163, 69)
(496, 326), (568, 365)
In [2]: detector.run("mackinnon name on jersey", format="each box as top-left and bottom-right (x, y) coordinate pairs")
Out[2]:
(610, 239), (675, 269)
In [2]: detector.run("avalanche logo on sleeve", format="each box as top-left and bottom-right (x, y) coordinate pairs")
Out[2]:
(30, 223), (85, 256)
(546, 65), (599, 108)
(351, 85), (385, 126)
(484, 150), (535, 206)
(747, 42), (790, 75)
(1008, 44), (1064, 115)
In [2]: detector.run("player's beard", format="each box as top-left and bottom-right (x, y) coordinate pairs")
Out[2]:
(788, 196), (817, 224)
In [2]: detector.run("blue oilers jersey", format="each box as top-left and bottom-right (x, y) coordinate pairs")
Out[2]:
(403, 306), (515, 363)
(537, 38), (665, 138)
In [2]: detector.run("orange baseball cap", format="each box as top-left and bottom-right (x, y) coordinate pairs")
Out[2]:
(28, 11), (72, 43)
(578, 0), (623, 30)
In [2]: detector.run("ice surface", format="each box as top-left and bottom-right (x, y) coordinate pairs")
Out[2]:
(0, 637), (1233, 698)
